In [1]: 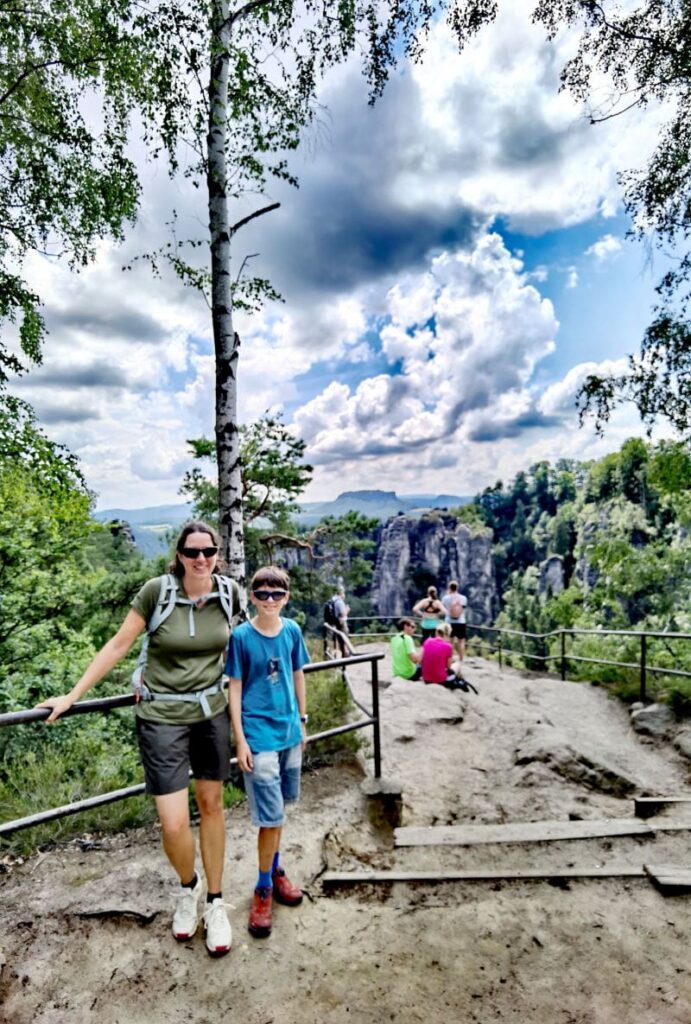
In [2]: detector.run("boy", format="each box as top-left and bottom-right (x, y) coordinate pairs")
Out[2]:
(390, 618), (422, 680)
(226, 566), (310, 939)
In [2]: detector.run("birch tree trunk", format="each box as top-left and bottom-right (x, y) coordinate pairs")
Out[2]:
(207, 0), (245, 582)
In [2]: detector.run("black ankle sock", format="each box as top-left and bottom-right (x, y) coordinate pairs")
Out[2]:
(206, 891), (222, 903)
(181, 872), (198, 889)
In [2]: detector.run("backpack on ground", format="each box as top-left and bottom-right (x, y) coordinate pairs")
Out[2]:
(449, 595), (463, 619)
(132, 572), (239, 715)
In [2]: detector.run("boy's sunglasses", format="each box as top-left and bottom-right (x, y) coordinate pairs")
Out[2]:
(252, 589), (288, 602)
(181, 546), (218, 559)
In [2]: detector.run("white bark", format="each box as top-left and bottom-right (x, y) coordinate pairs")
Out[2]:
(207, 0), (245, 582)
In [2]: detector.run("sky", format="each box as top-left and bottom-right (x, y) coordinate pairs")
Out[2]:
(7, 0), (678, 511)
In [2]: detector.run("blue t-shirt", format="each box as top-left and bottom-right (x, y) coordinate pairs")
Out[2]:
(225, 617), (310, 753)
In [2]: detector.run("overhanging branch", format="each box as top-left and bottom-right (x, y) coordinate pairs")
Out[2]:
(230, 201), (280, 236)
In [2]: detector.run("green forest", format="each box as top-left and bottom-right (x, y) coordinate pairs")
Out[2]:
(0, 404), (371, 854)
(458, 437), (691, 710)
(2, 390), (691, 855)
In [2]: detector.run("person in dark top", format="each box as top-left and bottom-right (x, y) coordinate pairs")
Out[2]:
(412, 585), (445, 640)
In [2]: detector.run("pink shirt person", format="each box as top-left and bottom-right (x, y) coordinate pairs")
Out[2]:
(421, 636), (453, 684)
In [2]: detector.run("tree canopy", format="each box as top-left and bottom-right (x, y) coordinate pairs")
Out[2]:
(530, 0), (691, 434)
(0, 0), (146, 381)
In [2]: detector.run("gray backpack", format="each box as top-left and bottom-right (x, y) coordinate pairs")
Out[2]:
(132, 573), (238, 716)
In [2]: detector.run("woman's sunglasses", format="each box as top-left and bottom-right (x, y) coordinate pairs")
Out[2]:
(181, 546), (218, 559)
(252, 589), (288, 602)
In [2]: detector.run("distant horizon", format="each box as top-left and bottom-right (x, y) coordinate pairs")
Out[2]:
(94, 487), (471, 516)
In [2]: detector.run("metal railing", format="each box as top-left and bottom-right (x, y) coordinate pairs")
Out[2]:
(323, 622), (383, 779)
(0, 650), (384, 837)
(467, 624), (691, 703)
(329, 615), (691, 704)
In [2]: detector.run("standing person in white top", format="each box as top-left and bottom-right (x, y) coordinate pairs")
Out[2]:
(442, 580), (467, 661)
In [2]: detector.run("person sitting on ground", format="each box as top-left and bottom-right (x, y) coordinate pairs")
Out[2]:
(442, 579), (468, 660)
(390, 618), (422, 681)
(421, 623), (471, 691)
(412, 585), (445, 641)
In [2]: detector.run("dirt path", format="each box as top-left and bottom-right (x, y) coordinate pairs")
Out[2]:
(2, 650), (691, 1024)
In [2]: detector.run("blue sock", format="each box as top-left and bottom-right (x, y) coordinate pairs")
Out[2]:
(257, 869), (272, 890)
(272, 851), (280, 873)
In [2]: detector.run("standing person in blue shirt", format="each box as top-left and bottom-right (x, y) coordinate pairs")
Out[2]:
(226, 565), (310, 939)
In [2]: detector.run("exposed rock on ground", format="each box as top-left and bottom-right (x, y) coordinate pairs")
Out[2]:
(630, 702), (677, 739)
(1, 649), (690, 1024)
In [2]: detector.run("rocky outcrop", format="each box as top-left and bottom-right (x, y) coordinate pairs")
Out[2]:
(370, 512), (497, 623)
(630, 703), (676, 739)
(539, 555), (564, 597)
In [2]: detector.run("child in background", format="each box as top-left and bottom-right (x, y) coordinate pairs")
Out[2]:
(226, 566), (309, 939)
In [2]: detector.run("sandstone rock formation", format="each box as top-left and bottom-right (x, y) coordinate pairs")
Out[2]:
(539, 554), (564, 597)
(370, 512), (497, 622)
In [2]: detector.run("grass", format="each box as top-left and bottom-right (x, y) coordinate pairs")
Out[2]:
(0, 744), (156, 858)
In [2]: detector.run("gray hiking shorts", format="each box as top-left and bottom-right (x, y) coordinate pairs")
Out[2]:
(136, 709), (231, 796)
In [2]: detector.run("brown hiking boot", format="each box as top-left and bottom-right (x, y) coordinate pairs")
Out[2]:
(248, 886), (272, 938)
(272, 867), (303, 906)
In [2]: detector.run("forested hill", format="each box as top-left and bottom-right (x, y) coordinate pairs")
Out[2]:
(457, 438), (691, 640)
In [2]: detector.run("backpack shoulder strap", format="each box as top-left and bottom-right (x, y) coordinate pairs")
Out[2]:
(147, 574), (178, 634)
(213, 574), (238, 625)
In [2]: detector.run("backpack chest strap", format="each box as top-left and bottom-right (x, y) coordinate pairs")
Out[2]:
(137, 677), (228, 718)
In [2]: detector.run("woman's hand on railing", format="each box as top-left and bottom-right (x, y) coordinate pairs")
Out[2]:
(35, 694), (74, 723)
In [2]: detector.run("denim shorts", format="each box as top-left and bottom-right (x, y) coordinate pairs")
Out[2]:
(243, 744), (302, 827)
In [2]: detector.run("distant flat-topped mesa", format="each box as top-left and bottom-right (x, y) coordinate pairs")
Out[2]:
(371, 512), (497, 622)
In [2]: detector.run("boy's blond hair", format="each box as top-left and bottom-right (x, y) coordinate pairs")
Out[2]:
(435, 622), (452, 639)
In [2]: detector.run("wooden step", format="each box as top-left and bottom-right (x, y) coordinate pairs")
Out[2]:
(634, 796), (691, 819)
(322, 866), (647, 889)
(644, 864), (691, 894)
(394, 818), (655, 848)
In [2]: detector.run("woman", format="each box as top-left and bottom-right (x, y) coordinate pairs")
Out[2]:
(37, 521), (239, 958)
(420, 623), (471, 691)
(412, 585), (445, 641)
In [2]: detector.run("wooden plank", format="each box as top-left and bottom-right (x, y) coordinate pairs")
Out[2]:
(644, 864), (691, 893)
(642, 820), (691, 833)
(635, 797), (691, 819)
(394, 818), (654, 848)
(322, 866), (647, 889)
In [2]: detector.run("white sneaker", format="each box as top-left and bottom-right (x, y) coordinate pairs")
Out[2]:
(203, 898), (232, 957)
(172, 875), (201, 941)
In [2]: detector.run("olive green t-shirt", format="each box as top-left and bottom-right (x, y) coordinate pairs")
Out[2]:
(132, 575), (238, 724)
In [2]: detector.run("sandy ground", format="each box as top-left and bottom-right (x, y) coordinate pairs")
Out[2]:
(1, 646), (691, 1024)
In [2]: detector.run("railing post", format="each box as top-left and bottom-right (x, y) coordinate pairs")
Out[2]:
(498, 632), (502, 669)
(640, 633), (647, 703)
(370, 657), (382, 779)
(560, 630), (566, 681)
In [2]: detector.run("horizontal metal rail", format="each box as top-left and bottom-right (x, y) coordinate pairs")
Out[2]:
(466, 623), (691, 700)
(0, 652), (384, 837)
(342, 615), (691, 701)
